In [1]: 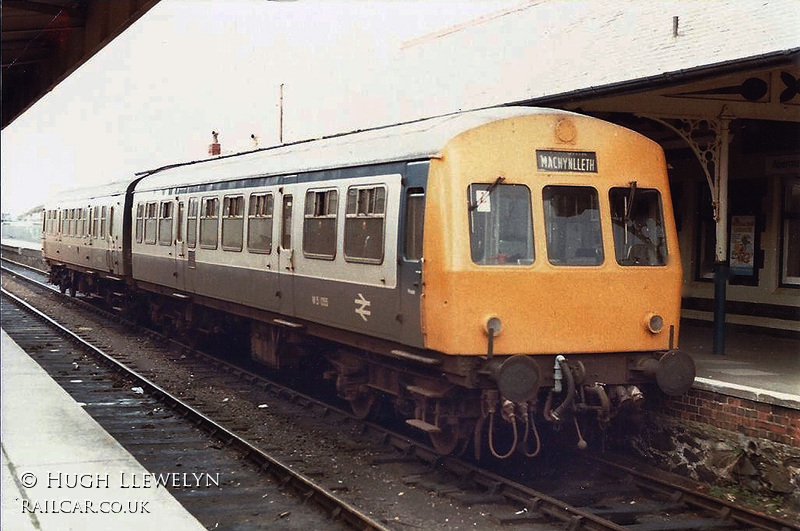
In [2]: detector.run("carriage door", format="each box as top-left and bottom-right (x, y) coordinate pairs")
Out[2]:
(183, 197), (198, 294)
(277, 177), (298, 316)
(173, 200), (185, 291)
(399, 189), (426, 347)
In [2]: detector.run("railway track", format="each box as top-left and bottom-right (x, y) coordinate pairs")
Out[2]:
(1, 286), (387, 531)
(3, 258), (798, 531)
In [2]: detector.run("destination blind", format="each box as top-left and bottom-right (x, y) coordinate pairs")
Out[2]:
(536, 150), (597, 173)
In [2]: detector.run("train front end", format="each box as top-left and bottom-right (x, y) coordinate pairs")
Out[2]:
(419, 111), (694, 455)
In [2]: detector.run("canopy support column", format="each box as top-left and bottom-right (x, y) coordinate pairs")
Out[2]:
(638, 110), (734, 354)
(713, 118), (731, 355)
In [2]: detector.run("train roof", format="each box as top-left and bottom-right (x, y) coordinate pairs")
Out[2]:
(46, 179), (132, 207)
(134, 107), (570, 192)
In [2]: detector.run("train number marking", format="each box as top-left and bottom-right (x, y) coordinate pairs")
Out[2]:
(354, 293), (371, 321)
(311, 295), (329, 308)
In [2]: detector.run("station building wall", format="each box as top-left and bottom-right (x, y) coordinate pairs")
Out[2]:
(667, 120), (799, 334)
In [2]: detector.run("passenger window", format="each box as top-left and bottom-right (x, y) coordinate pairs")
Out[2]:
(135, 204), (144, 243)
(610, 186), (667, 266)
(303, 189), (338, 260)
(158, 201), (173, 246)
(247, 193), (273, 254)
(404, 190), (425, 261)
(187, 198), (198, 248)
(144, 202), (158, 245)
(200, 197), (219, 249)
(281, 195), (293, 250)
(100, 206), (107, 239)
(543, 186), (603, 265)
(468, 183), (534, 266)
(222, 195), (244, 251)
(108, 207), (114, 238)
(344, 185), (386, 264)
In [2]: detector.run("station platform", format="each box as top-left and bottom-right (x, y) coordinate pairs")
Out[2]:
(0, 330), (206, 531)
(0, 236), (41, 252)
(679, 320), (800, 410)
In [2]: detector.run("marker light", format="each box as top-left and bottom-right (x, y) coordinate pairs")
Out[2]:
(645, 313), (664, 334)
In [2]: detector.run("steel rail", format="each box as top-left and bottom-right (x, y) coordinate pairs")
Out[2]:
(1, 286), (392, 531)
(585, 455), (800, 531)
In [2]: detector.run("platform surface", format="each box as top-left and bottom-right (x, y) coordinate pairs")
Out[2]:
(0, 237), (41, 251)
(1, 329), (206, 531)
(680, 321), (800, 409)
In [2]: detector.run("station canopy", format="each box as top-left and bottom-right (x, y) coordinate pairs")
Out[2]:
(1, 0), (158, 129)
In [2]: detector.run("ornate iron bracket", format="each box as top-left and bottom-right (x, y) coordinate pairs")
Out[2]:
(638, 115), (721, 219)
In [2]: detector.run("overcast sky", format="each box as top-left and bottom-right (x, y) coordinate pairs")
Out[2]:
(1, 0), (519, 216)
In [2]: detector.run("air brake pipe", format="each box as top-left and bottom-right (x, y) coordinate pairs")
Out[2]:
(521, 403), (541, 458)
(545, 356), (575, 422)
(488, 400), (518, 459)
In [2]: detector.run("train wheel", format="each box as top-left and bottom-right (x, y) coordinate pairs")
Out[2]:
(349, 391), (375, 420)
(430, 424), (462, 455)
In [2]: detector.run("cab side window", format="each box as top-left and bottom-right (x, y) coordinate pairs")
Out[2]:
(404, 190), (425, 261)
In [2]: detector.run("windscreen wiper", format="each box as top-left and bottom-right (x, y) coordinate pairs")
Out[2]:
(624, 180), (637, 222)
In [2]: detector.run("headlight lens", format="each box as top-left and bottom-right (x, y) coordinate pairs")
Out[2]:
(646, 313), (664, 334)
(486, 316), (502, 335)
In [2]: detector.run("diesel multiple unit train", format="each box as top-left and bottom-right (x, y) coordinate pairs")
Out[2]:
(42, 107), (696, 458)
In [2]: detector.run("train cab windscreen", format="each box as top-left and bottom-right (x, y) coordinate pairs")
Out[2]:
(609, 186), (667, 266)
(543, 186), (604, 266)
(468, 183), (534, 266)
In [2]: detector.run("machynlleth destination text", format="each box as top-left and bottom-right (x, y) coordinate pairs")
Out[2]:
(536, 150), (597, 173)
